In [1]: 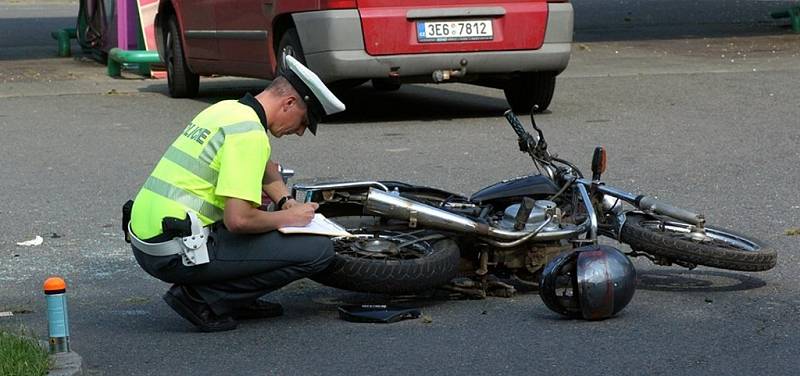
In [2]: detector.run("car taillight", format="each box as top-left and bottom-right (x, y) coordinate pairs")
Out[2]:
(319, 0), (357, 8)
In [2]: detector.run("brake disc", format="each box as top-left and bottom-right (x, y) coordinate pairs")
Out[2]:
(351, 238), (399, 257)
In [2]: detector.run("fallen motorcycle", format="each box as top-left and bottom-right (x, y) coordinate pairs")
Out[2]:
(288, 110), (777, 316)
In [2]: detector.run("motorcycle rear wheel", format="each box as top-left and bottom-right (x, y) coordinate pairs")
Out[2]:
(619, 213), (777, 271)
(311, 212), (461, 294)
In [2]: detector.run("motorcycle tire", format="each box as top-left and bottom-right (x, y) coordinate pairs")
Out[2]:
(311, 212), (461, 294)
(619, 213), (777, 271)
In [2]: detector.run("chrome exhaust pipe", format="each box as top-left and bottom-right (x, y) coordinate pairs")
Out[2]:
(366, 187), (493, 236)
(365, 188), (589, 241)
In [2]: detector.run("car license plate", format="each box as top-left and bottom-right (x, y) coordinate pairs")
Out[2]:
(417, 19), (493, 42)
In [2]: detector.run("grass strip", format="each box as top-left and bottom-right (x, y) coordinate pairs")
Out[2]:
(0, 328), (50, 376)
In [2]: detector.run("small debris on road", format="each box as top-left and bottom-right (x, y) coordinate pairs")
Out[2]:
(16, 236), (43, 246)
(785, 228), (800, 236)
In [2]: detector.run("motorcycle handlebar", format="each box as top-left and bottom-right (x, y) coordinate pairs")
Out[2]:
(577, 178), (704, 226)
(636, 196), (705, 226)
(504, 110), (530, 141)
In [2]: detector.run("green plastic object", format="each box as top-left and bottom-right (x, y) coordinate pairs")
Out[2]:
(771, 6), (800, 33)
(107, 48), (162, 77)
(50, 28), (77, 57)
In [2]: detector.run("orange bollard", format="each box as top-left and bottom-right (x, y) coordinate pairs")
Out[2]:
(44, 277), (70, 353)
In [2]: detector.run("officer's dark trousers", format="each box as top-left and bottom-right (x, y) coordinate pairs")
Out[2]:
(132, 227), (334, 316)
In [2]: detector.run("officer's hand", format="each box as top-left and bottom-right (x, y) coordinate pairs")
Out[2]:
(284, 202), (319, 227)
(282, 198), (299, 210)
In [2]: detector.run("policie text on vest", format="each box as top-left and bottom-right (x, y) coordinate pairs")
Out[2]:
(183, 123), (211, 144)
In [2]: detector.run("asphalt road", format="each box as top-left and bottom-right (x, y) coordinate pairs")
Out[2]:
(1, 1), (799, 375)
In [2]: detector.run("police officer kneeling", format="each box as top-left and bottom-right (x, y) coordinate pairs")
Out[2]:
(125, 56), (345, 332)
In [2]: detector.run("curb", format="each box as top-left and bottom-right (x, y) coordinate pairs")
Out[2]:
(47, 351), (82, 376)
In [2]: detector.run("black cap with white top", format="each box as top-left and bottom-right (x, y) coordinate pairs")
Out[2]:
(280, 55), (346, 135)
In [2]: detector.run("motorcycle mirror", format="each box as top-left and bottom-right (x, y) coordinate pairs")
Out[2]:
(591, 147), (607, 181)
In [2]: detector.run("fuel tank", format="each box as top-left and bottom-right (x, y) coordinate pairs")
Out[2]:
(470, 174), (559, 204)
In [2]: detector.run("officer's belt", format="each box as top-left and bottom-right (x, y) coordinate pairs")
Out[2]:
(128, 211), (211, 266)
(128, 226), (200, 256)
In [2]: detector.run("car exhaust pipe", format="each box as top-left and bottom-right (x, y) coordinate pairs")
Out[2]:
(364, 188), (588, 241)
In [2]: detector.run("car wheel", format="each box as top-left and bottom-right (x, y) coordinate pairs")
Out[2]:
(276, 28), (305, 76)
(503, 72), (556, 114)
(371, 78), (401, 91)
(165, 15), (199, 98)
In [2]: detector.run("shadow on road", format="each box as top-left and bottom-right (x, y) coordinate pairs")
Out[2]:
(141, 81), (511, 123)
(328, 85), (509, 123)
(636, 269), (766, 293)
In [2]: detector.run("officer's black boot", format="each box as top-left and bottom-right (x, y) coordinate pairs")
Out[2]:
(163, 285), (238, 332)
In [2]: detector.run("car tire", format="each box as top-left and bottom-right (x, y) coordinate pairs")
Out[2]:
(165, 15), (199, 98)
(503, 72), (556, 114)
(371, 78), (401, 91)
(276, 28), (305, 76)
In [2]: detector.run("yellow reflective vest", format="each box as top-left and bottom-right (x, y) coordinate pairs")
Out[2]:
(130, 100), (270, 239)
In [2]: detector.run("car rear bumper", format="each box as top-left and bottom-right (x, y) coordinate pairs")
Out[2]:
(305, 45), (571, 82)
(292, 4), (573, 82)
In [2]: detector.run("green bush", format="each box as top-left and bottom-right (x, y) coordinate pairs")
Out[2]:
(0, 328), (50, 376)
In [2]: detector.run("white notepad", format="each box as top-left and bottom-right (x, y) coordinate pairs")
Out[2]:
(278, 213), (353, 237)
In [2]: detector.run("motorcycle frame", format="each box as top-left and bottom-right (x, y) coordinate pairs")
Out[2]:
(293, 182), (598, 244)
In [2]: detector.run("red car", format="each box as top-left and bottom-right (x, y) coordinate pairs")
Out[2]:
(155, 0), (573, 112)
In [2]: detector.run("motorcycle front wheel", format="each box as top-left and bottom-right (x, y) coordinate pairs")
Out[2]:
(619, 213), (777, 271)
(311, 212), (461, 294)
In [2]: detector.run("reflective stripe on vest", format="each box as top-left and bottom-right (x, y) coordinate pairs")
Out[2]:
(143, 121), (263, 222)
(199, 121), (262, 164)
(163, 146), (218, 185)
(142, 176), (224, 220)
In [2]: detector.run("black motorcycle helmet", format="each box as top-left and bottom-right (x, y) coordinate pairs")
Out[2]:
(539, 245), (637, 320)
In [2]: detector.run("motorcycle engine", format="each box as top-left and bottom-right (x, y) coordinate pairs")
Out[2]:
(483, 199), (571, 283)
(494, 199), (561, 232)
